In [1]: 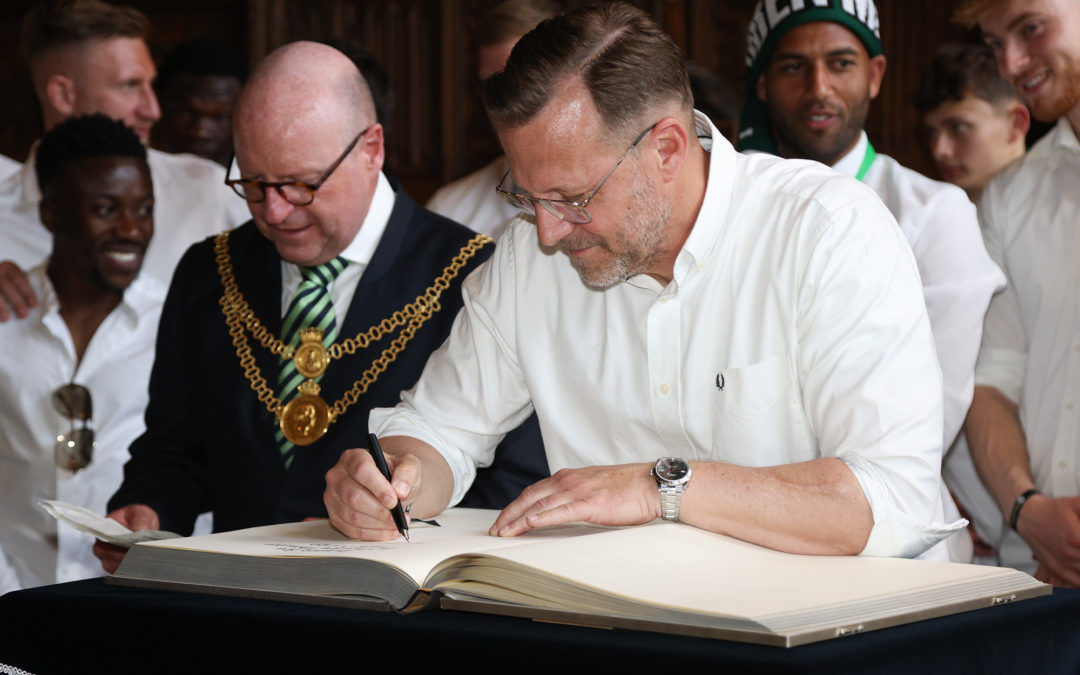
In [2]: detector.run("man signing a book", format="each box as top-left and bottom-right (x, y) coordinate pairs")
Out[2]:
(325, 2), (965, 560)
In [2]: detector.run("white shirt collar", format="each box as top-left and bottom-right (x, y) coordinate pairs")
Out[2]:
(335, 171), (394, 267)
(1052, 117), (1080, 152)
(19, 143), (41, 209)
(33, 261), (165, 333)
(830, 131), (870, 178)
(663, 111), (735, 289)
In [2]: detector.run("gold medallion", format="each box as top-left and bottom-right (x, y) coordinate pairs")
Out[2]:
(214, 231), (492, 442)
(294, 327), (330, 379)
(280, 382), (331, 446)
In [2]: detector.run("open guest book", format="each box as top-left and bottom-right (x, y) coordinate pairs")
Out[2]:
(108, 508), (1049, 647)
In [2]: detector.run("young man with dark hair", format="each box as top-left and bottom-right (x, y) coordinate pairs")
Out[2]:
(954, 0), (1080, 587)
(0, 0), (248, 321)
(913, 43), (1029, 204)
(0, 114), (157, 593)
(327, 2), (964, 561)
(154, 39), (248, 168)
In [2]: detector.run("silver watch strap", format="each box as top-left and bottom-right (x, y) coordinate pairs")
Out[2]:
(658, 483), (684, 521)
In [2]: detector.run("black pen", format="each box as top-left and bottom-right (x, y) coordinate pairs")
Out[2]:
(367, 433), (410, 542)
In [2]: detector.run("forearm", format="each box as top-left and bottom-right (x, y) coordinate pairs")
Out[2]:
(964, 385), (1034, 517)
(378, 435), (456, 518)
(680, 458), (872, 556)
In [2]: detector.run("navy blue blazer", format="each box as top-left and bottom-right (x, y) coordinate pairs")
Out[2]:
(109, 181), (547, 533)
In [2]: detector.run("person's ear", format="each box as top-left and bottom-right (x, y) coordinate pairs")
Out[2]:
(1005, 101), (1031, 143)
(358, 123), (385, 174)
(868, 54), (887, 100)
(39, 197), (56, 235)
(45, 74), (77, 118)
(651, 117), (690, 184)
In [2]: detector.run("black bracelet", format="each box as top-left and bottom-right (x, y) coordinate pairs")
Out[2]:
(1009, 488), (1041, 531)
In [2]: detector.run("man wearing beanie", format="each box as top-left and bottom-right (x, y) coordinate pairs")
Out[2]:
(741, 0), (1006, 563)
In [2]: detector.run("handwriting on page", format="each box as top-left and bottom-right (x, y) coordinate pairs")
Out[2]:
(266, 541), (424, 553)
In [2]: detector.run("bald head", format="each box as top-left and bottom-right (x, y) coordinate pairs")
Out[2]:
(232, 41), (386, 267)
(236, 41), (375, 153)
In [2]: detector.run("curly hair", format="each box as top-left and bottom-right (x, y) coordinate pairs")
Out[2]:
(36, 113), (146, 195)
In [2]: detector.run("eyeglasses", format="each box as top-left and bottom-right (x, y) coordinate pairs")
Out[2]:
(495, 122), (658, 225)
(225, 124), (373, 206)
(52, 383), (93, 472)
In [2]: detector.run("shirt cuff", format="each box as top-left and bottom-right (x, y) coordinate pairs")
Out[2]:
(844, 456), (968, 558)
(369, 404), (478, 507)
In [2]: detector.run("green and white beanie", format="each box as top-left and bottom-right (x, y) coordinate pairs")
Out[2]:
(738, 0), (883, 154)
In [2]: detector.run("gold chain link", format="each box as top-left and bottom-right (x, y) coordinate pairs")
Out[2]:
(214, 230), (492, 422)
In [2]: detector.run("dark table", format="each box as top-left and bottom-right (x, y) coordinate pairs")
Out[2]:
(1, 579), (1079, 674)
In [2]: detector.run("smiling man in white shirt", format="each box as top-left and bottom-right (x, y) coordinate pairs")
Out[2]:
(955, 0), (1080, 587)
(0, 0), (247, 321)
(0, 114), (160, 593)
(325, 2), (964, 560)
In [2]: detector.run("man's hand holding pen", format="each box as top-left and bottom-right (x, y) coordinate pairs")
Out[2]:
(324, 444), (421, 541)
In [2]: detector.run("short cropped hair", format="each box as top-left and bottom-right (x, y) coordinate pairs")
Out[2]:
(22, 0), (148, 65)
(911, 43), (1021, 113)
(156, 39), (249, 93)
(475, 0), (563, 47)
(482, 1), (692, 142)
(952, 0), (1011, 30)
(36, 113), (147, 196)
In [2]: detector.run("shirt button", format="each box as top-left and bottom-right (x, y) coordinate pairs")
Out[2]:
(658, 383), (671, 396)
(1074, 344), (1080, 353)
(1067, 402), (1075, 412)
(1059, 460), (1069, 470)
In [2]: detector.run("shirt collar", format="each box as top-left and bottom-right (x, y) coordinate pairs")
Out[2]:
(19, 143), (41, 209)
(662, 110), (735, 287)
(33, 260), (165, 328)
(1052, 117), (1080, 153)
(335, 171), (395, 266)
(830, 130), (870, 178)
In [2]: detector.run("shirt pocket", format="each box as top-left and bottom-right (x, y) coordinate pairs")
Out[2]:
(713, 354), (791, 421)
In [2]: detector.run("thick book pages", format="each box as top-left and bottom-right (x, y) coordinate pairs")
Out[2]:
(109, 508), (1049, 646)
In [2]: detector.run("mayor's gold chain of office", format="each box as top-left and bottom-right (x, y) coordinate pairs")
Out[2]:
(214, 231), (491, 442)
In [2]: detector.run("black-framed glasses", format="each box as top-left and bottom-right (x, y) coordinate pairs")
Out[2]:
(225, 124), (374, 206)
(495, 122), (658, 225)
(52, 383), (93, 472)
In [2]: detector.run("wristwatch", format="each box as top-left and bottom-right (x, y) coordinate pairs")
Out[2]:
(652, 457), (692, 522)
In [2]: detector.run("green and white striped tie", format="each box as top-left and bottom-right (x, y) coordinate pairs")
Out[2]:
(276, 257), (347, 466)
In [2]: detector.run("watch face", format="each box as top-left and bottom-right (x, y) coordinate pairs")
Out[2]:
(656, 457), (689, 481)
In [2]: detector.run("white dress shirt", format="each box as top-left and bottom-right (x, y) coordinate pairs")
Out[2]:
(426, 157), (520, 239)
(832, 132), (1005, 449)
(833, 133), (1006, 563)
(975, 118), (1080, 573)
(0, 147), (250, 288)
(374, 113), (963, 560)
(0, 265), (164, 593)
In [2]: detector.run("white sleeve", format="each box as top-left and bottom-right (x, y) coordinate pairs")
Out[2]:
(370, 226), (535, 505)
(908, 189), (1005, 447)
(795, 190), (961, 558)
(973, 183), (1027, 404)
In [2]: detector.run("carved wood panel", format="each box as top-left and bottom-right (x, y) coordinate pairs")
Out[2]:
(0, 0), (982, 199)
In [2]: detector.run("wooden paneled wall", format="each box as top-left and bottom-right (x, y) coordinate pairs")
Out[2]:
(0, 0), (974, 202)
